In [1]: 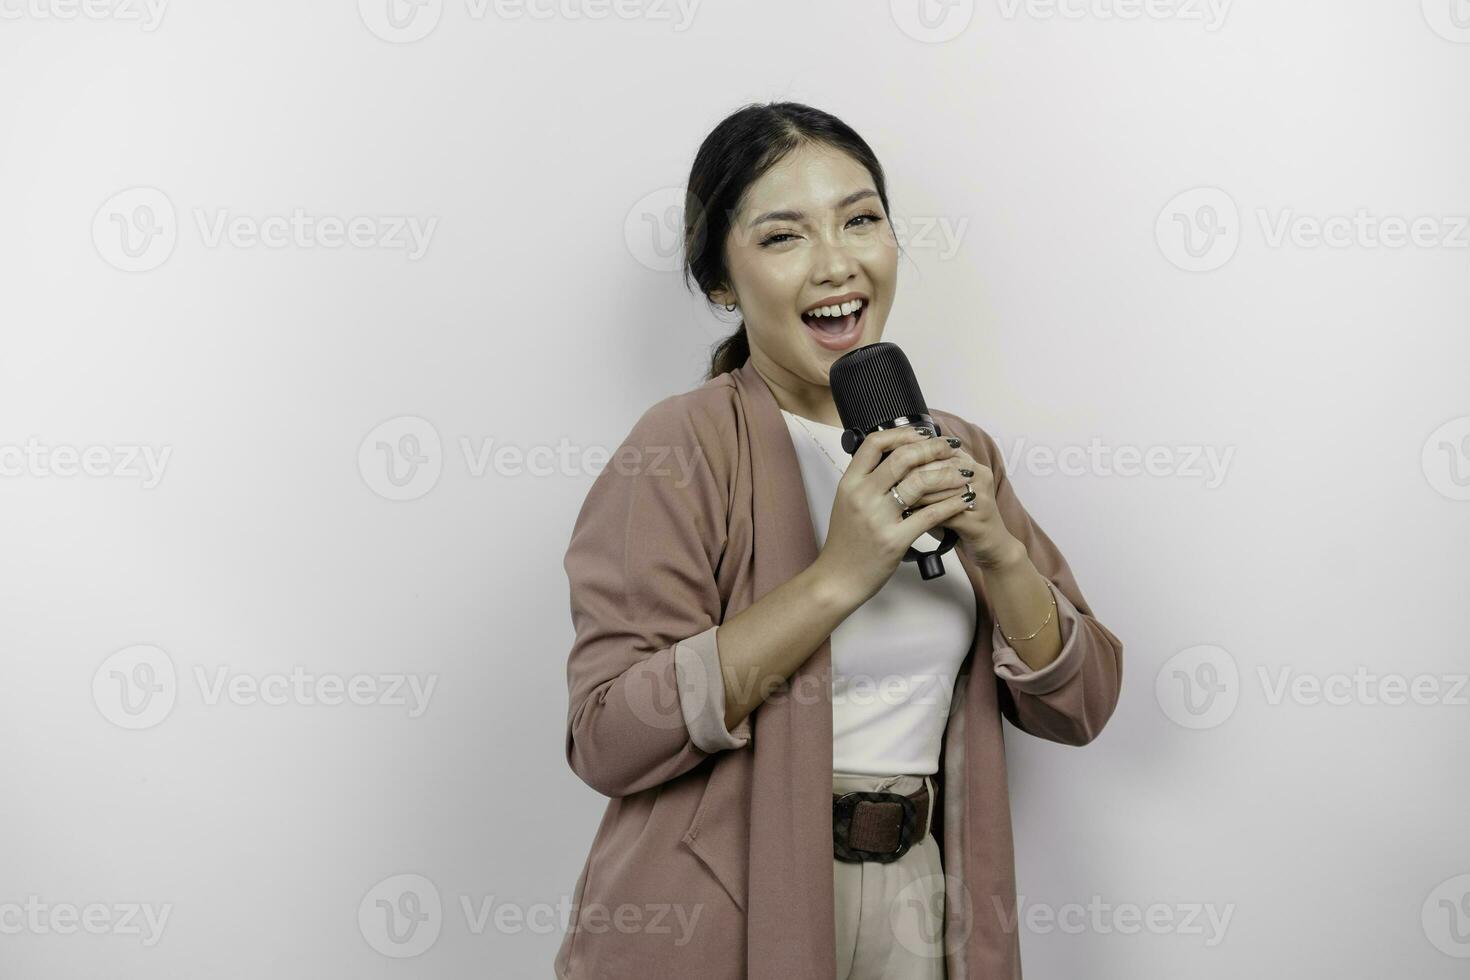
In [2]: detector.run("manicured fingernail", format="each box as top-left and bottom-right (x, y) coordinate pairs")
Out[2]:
(960, 468), (974, 477)
(912, 426), (934, 437)
(946, 437), (961, 448)
(962, 490), (976, 502)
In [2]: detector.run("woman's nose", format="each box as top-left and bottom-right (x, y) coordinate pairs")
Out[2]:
(809, 235), (859, 284)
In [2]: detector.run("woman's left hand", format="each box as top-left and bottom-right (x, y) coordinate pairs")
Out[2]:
(903, 438), (1023, 568)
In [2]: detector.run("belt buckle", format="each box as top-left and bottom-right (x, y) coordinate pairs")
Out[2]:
(833, 790), (919, 864)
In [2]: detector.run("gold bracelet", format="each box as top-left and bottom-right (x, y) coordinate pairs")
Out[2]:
(1001, 591), (1056, 643)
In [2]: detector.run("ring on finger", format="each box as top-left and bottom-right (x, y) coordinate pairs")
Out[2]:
(889, 485), (910, 510)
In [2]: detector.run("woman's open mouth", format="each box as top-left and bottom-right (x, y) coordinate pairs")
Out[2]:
(801, 298), (867, 352)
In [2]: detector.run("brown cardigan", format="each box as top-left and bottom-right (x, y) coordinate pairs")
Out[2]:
(556, 358), (1124, 979)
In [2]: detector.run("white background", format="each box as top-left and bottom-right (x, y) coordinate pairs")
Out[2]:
(2, 0), (1468, 976)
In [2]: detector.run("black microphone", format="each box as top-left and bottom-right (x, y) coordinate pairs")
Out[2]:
(829, 341), (961, 581)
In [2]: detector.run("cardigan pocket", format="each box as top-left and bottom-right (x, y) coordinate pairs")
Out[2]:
(682, 834), (745, 913)
(679, 764), (748, 913)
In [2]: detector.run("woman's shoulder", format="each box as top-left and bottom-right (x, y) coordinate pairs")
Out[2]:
(624, 371), (741, 450)
(595, 373), (742, 495)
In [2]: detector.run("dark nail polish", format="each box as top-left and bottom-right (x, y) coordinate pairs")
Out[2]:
(946, 437), (961, 448)
(960, 468), (974, 477)
(962, 490), (976, 502)
(912, 426), (934, 437)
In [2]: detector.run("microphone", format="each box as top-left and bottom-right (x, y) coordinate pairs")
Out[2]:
(828, 341), (961, 581)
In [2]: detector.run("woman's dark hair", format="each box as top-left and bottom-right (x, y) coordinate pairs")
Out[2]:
(682, 102), (894, 381)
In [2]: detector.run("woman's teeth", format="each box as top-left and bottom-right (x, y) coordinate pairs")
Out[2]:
(800, 299), (866, 351)
(802, 299), (865, 332)
(804, 299), (864, 320)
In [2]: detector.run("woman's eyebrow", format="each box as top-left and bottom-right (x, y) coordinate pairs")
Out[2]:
(745, 188), (879, 229)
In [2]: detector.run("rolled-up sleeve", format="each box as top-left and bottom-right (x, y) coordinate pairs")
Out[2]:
(673, 625), (752, 753)
(991, 579), (1089, 695)
(563, 397), (751, 798)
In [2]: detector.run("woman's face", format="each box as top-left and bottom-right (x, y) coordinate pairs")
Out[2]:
(710, 142), (898, 393)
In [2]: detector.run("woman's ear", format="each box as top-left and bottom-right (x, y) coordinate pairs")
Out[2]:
(709, 284), (735, 309)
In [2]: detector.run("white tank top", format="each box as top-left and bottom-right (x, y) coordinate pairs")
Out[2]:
(781, 409), (978, 776)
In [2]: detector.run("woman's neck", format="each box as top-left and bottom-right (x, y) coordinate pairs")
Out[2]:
(750, 353), (842, 427)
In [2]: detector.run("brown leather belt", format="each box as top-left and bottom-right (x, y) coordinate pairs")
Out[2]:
(832, 783), (930, 864)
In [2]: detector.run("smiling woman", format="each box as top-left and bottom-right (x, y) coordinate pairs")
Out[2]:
(682, 106), (903, 424)
(557, 101), (1123, 980)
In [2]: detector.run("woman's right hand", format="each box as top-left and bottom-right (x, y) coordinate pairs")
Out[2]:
(813, 425), (975, 608)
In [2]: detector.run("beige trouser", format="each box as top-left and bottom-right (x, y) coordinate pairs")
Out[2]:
(832, 771), (947, 980)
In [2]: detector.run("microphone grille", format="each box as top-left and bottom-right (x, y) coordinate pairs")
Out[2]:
(828, 342), (930, 434)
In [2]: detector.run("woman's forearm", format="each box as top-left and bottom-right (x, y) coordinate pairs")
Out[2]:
(978, 541), (1064, 670)
(713, 559), (861, 732)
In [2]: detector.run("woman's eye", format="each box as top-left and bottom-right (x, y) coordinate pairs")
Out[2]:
(760, 214), (882, 247)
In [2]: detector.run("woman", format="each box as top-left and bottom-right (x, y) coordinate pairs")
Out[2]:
(556, 102), (1123, 980)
